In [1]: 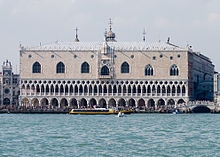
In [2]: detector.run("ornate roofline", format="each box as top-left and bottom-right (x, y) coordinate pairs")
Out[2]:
(21, 41), (188, 52)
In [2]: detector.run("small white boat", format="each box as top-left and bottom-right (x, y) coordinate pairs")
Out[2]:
(117, 112), (125, 117)
(172, 109), (183, 114)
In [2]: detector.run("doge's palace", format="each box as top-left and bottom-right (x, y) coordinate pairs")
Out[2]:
(19, 21), (214, 109)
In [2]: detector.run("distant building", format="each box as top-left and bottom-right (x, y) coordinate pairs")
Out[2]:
(0, 60), (20, 106)
(19, 21), (215, 109)
(0, 72), (2, 105)
(214, 72), (219, 103)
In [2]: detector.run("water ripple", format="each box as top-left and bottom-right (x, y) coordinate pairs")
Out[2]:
(0, 114), (219, 156)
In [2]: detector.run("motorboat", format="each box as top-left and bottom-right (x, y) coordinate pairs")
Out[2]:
(69, 108), (134, 115)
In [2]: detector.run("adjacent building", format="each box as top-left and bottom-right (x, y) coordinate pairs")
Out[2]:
(0, 60), (20, 106)
(0, 72), (2, 105)
(19, 23), (215, 109)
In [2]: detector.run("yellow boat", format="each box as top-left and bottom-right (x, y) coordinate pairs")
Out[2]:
(69, 108), (134, 115)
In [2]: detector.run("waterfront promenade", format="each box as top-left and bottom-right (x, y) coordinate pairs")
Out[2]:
(0, 101), (219, 114)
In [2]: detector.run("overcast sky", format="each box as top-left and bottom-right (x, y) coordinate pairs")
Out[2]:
(0, 0), (220, 73)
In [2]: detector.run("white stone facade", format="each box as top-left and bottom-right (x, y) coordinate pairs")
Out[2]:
(19, 29), (214, 109)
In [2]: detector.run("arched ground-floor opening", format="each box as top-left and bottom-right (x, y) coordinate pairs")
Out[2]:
(167, 99), (175, 109)
(41, 98), (49, 106)
(192, 105), (211, 113)
(128, 98), (136, 108)
(3, 98), (10, 105)
(70, 98), (78, 109)
(118, 98), (126, 108)
(89, 98), (97, 108)
(51, 98), (58, 108)
(108, 98), (116, 108)
(137, 99), (145, 110)
(32, 98), (40, 107)
(147, 99), (155, 111)
(22, 98), (30, 107)
(79, 98), (87, 108)
(98, 98), (107, 108)
(60, 98), (68, 108)
(157, 99), (165, 109)
(177, 99), (185, 105)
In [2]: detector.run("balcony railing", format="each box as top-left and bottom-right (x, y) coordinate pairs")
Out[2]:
(98, 75), (111, 79)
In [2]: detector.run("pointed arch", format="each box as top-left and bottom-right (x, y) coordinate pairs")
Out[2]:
(79, 85), (83, 94)
(147, 85), (151, 94)
(79, 98), (87, 108)
(142, 85), (146, 94)
(118, 98), (126, 107)
(84, 85), (88, 94)
(157, 85), (161, 94)
(60, 84), (64, 94)
(147, 99), (155, 108)
(89, 98), (97, 108)
(36, 84), (40, 93)
(46, 84), (49, 94)
(94, 85), (97, 94)
(182, 85), (186, 94)
(60, 98), (68, 108)
(172, 85), (176, 94)
(50, 85), (54, 94)
(138, 99), (145, 109)
(101, 65), (109, 75)
(70, 85), (73, 95)
(121, 62), (129, 73)
(99, 85), (102, 94)
(113, 85), (117, 94)
(123, 85), (127, 94)
(56, 62), (65, 73)
(51, 98), (58, 107)
(108, 98), (116, 108)
(167, 85), (171, 94)
(98, 98), (107, 108)
(177, 85), (181, 94)
(132, 85), (136, 93)
(145, 64), (153, 76)
(32, 62), (41, 73)
(65, 85), (68, 94)
(108, 85), (112, 93)
(81, 62), (90, 73)
(177, 99), (185, 105)
(128, 85), (131, 93)
(118, 85), (122, 93)
(137, 85), (141, 94)
(32, 98), (40, 107)
(74, 85), (78, 94)
(22, 98), (30, 107)
(89, 85), (92, 94)
(152, 85), (156, 94)
(103, 85), (107, 93)
(167, 99), (175, 108)
(41, 98), (49, 106)
(26, 84), (30, 94)
(70, 98), (78, 109)
(170, 64), (179, 76)
(128, 98), (136, 107)
(162, 85), (166, 94)
(31, 84), (35, 94)
(157, 99), (165, 108)
(40, 84), (44, 94)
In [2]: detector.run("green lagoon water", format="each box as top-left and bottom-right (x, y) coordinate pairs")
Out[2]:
(0, 114), (219, 157)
